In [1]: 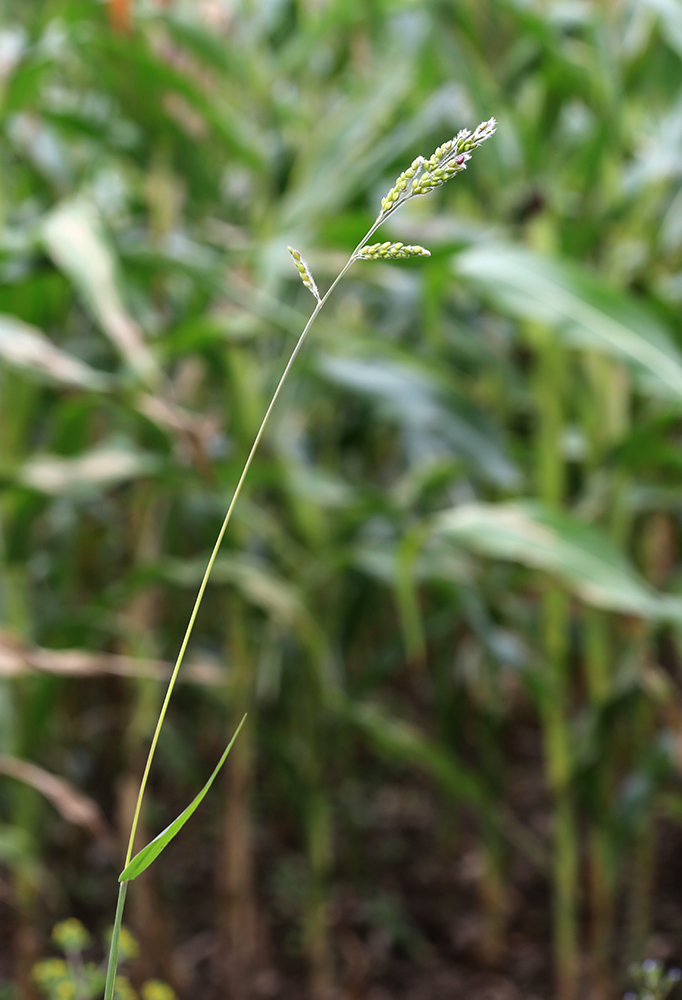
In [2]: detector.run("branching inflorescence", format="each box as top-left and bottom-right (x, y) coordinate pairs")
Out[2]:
(377, 117), (496, 218)
(105, 115), (497, 1000)
(288, 117), (496, 288)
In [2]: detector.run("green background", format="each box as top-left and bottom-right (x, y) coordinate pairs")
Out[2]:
(2, 1), (682, 999)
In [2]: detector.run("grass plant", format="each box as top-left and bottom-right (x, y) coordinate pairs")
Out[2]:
(4, 3), (682, 1000)
(102, 117), (498, 1000)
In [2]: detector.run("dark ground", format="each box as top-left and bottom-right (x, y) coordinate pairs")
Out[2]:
(3, 717), (682, 1000)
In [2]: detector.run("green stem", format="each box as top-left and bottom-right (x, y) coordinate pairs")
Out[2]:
(103, 214), (387, 995)
(103, 882), (129, 1000)
(123, 217), (381, 869)
(533, 322), (579, 1000)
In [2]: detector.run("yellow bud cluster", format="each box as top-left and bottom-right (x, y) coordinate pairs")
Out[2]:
(33, 958), (70, 989)
(141, 980), (177, 1000)
(287, 246), (320, 301)
(52, 919), (90, 953)
(357, 242), (430, 260)
(114, 975), (139, 1000)
(380, 156), (425, 214)
(55, 981), (76, 1000)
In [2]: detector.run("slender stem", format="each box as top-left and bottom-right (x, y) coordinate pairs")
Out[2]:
(100, 119), (493, 992)
(123, 218), (380, 869)
(102, 214), (386, 999)
(103, 882), (128, 1000)
(533, 320), (578, 1000)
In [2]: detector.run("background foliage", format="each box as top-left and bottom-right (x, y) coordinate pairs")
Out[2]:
(2, 1), (682, 999)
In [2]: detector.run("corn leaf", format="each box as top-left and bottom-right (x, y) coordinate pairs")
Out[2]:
(318, 354), (519, 487)
(455, 243), (682, 403)
(436, 500), (682, 621)
(42, 199), (159, 384)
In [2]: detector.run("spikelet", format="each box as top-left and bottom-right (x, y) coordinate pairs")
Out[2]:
(357, 242), (431, 260)
(380, 156), (425, 215)
(412, 117), (497, 195)
(287, 246), (320, 301)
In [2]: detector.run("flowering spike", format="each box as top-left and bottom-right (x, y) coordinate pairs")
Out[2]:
(413, 117), (496, 195)
(357, 242), (431, 260)
(287, 246), (320, 301)
(380, 156), (425, 215)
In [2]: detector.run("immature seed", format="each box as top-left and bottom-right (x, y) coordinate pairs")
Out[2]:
(357, 242), (431, 260)
(287, 246), (320, 301)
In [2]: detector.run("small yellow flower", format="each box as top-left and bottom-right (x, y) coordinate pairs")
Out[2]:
(52, 918), (90, 953)
(33, 958), (69, 985)
(55, 980), (76, 1000)
(114, 975), (139, 1000)
(141, 979), (177, 1000)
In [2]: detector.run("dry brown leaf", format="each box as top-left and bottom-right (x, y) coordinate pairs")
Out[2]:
(19, 446), (158, 495)
(0, 754), (114, 845)
(0, 631), (221, 685)
(0, 314), (109, 391)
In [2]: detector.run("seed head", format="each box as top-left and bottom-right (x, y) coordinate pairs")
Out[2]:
(287, 246), (320, 302)
(357, 242), (431, 260)
(412, 117), (496, 195)
(379, 118), (497, 208)
(380, 157), (425, 215)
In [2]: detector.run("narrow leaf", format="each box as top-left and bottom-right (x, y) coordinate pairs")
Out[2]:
(119, 715), (246, 882)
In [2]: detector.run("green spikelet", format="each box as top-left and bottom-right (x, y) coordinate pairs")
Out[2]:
(357, 242), (431, 260)
(380, 157), (425, 215)
(412, 118), (497, 195)
(287, 246), (320, 301)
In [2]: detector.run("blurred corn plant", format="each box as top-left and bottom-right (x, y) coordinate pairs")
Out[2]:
(3, 2), (682, 1000)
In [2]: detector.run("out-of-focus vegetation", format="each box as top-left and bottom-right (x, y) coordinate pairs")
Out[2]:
(3, 1), (682, 999)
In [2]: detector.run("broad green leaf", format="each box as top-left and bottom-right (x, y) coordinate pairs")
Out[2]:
(455, 243), (682, 402)
(436, 500), (682, 621)
(42, 199), (159, 385)
(0, 315), (110, 391)
(119, 715), (246, 882)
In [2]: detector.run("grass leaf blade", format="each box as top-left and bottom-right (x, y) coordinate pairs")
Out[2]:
(119, 714), (247, 882)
